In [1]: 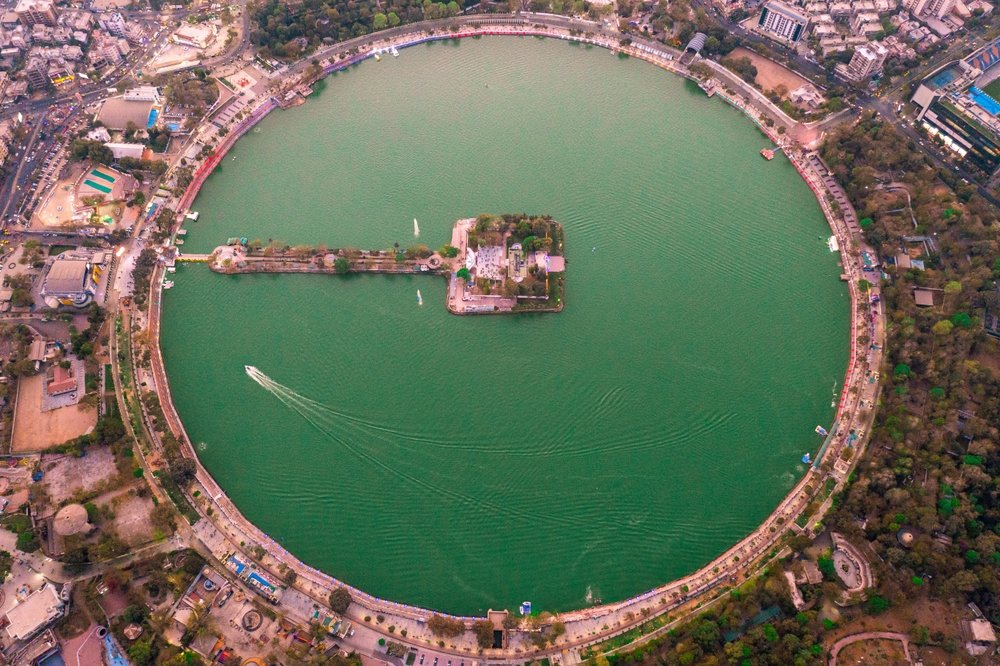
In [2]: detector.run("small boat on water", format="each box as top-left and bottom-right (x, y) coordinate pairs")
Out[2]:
(373, 50), (382, 61)
(828, 235), (839, 253)
(391, 46), (400, 57)
(413, 218), (420, 236)
(802, 452), (812, 464)
(163, 280), (175, 290)
(417, 289), (423, 305)
(815, 425), (829, 437)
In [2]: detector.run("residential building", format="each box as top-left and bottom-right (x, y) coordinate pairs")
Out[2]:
(3, 584), (65, 642)
(846, 42), (889, 80)
(922, 0), (955, 17)
(757, 0), (809, 42)
(902, 0), (931, 14)
(97, 11), (127, 39)
(14, 0), (56, 26)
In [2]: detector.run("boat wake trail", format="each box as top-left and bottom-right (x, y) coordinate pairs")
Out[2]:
(243, 366), (601, 529)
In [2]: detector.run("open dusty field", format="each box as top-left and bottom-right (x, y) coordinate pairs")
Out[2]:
(11, 375), (96, 452)
(837, 638), (909, 665)
(731, 47), (812, 96)
(105, 491), (157, 545)
(40, 446), (117, 504)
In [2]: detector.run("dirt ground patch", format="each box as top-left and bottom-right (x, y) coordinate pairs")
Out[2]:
(838, 638), (908, 664)
(827, 597), (965, 655)
(104, 491), (157, 546)
(40, 446), (119, 504)
(973, 351), (1000, 377)
(731, 47), (812, 96)
(11, 375), (97, 452)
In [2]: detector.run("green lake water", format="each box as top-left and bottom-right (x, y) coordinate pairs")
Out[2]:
(160, 37), (848, 614)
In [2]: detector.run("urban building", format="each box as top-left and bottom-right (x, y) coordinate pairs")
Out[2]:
(922, 0), (956, 17)
(97, 11), (126, 38)
(845, 42), (889, 80)
(3, 584), (65, 642)
(13, 0), (56, 27)
(757, 0), (809, 42)
(105, 142), (145, 159)
(41, 256), (99, 307)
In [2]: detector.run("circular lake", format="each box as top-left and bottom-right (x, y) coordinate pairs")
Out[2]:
(161, 36), (848, 614)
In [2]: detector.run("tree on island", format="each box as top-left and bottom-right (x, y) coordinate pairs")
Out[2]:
(439, 245), (459, 258)
(334, 257), (350, 274)
(456, 267), (470, 281)
(329, 586), (352, 614)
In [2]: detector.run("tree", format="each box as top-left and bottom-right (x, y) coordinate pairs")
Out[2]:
(472, 619), (494, 648)
(931, 319), (953, 336)
(170, 458), (197, 485)
(329, 586), (352, 614)
(373, 12), (388, 29)
(334, 257), (350, 274)
(128, 640), (156, 666)
(427, 614), (465, 637)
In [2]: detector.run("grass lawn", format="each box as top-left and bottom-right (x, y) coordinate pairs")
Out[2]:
(981, 78), (1000, 100)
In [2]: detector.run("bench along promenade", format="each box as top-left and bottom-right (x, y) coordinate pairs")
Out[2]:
(182, 214), (566, 315)
(125, 16), (886, 665)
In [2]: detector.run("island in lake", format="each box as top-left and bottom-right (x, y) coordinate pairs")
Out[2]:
(203, 213), (566, 315)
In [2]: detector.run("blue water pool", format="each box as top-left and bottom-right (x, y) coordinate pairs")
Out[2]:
(969, 87), (1000, 116)
(103, 634), (128, 666)
(37, 651), (66, 666)
(146, 108), (159, 128)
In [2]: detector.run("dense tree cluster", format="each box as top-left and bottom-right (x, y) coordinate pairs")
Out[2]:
(250, 0), (459, 60)
(820, 112), (1000, 621)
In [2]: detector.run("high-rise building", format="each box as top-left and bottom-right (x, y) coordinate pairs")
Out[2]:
(921, 0), (956, 17)
(14, 0), (56, 27)
(901, 0), (930, 13)
(757, 0), (809, 43)
(98, 12), (127, 39)
(846, 43), (889, 81)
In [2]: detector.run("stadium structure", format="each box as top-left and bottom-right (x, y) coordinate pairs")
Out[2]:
(911, 37), (1000, 175)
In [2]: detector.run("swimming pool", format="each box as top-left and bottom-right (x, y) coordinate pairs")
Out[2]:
(103, 634), (128, 666)
(969, 87), (1000, 116)
(147, 108), (159, 129)
(36, 650), (66, 666)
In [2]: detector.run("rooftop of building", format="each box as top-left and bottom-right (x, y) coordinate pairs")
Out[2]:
(4, 584), (63, 641)
(43, 258), (91, 294)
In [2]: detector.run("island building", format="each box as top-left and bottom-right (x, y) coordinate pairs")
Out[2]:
(911, 43), (1000, 174)
(2, 584), (64, 643)
(40, 254), (100, 307)
(756, 0), (809, 42)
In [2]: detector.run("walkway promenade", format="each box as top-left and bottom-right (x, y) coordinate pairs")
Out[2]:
(132, 17), (887, 664)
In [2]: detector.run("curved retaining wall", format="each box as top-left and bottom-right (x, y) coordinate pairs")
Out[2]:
(150, 19), (872, 655)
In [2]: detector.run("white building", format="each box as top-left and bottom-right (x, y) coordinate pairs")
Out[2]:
(3, 584), (65, 642)
(104, 142), (144, 159)
(845, 42), (889, 80)
(123, 85), (160, 102)
(757, 0), (810, 42)
(97, 11), (127, 39)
